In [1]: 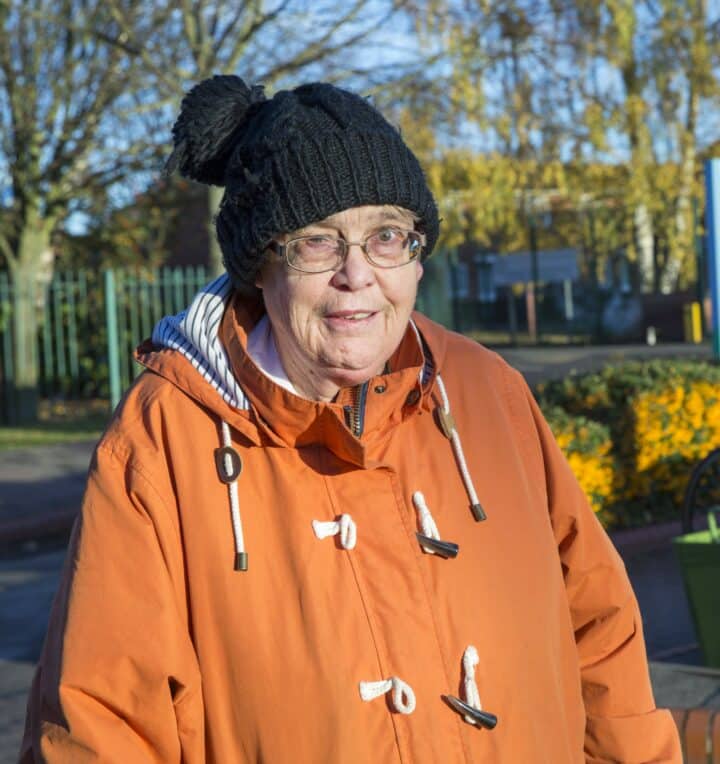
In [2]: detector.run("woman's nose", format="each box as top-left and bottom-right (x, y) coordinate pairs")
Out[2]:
(331, 243), (376, 290)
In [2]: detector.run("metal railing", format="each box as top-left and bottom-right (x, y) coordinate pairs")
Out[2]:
(0, 266), (208, 422)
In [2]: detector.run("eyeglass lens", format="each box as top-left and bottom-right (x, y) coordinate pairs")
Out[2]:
(287, 229), (421, 272)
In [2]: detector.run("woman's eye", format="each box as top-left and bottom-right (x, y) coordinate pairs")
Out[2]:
(305, 236), (334, 249)
(376, 228), (401, 243)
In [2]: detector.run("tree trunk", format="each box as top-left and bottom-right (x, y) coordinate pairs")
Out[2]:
(661, 72), (701, 293)
(634, 202), (655, 293)
(7, 220), (54, 424)
(208, 185), (225, 277)
(617, 6), (655, 295)
(663, 140), (697, 293)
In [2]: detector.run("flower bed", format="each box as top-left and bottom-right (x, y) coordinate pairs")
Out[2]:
(537, 360), (720, 529)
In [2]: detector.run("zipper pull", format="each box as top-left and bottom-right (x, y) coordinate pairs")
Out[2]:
(343, 404), (355, 434)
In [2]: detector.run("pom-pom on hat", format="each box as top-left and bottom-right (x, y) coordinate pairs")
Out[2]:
(166, 75), (440, 294)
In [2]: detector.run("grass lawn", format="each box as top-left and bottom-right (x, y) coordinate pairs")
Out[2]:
(0, 399), (108, 450)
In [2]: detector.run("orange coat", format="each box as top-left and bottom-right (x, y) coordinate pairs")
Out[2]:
(22, 297), (681, 762)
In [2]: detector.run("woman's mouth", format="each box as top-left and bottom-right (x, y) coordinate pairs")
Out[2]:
(326, 310), (376, 319)
(324, 310), (378, 327)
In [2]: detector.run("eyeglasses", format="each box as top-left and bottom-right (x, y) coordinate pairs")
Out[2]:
(270, 227), (424, 274)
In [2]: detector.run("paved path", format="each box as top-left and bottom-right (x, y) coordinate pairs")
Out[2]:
(0, 441), (94, 550)
(496, 341), (712, 386)
(0, 544), (65, 761)
(0, 661), (34, 761)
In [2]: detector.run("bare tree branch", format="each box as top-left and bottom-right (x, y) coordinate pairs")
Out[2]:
(223, 0), (292, 73)
(259, 2), (389, 84)
(104, 1), (185, 94)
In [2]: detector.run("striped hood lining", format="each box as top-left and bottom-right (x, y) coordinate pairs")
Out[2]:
(151, 273), (250, 410)
(151, 272), (434, 410)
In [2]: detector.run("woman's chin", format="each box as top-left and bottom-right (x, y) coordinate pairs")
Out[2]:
(323, 358), (386, 389)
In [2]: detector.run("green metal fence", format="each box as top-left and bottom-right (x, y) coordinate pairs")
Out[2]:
(0, 266), (208, 423)
(104, 266), (209, 408)
(0, 269), (101, 419)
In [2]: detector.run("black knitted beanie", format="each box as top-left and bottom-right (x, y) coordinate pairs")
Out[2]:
(166, 75), (439, 293)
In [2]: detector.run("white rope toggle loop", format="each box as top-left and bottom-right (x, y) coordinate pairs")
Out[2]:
(435, 374), (485, 521)
(462, 645), (482, 724)
(312, 515), (357, 550)
(412, 491), (440, 550)
(221, 421), (247, 571)
(359, 677), (416, 715)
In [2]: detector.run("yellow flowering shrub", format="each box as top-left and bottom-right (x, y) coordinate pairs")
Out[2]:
(626, 382), (720, 506)
(538, 361), (720, 529)
(544, 407), (616, 525)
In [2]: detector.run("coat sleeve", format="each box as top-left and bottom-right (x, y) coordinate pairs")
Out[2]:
(518, 377), (681, 763)
(20, 442), (204, 763)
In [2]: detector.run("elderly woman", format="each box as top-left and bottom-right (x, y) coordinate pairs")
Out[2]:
(22, 77), (680, 762)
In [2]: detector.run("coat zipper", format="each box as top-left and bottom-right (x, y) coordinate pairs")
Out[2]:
(343, 381), (369, 437)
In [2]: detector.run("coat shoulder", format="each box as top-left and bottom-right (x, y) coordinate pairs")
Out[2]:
(414, 312), (529, 400)
(98, 371), (203, 466)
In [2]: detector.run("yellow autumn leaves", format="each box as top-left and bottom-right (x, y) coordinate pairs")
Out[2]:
(548, 411), (616, 520)
(540, 363), (720, 529)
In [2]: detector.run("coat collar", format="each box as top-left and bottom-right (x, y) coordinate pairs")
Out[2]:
(220, 292), (440, 466)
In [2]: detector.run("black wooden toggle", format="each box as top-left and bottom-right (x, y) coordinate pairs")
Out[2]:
(214, 446), (243, 483)
(416, 532), (459, 559)
(444, 695), (498, 729)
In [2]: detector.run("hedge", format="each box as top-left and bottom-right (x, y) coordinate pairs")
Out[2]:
(537, 360), (720, 529)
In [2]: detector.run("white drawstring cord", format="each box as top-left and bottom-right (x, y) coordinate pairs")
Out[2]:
(412, 491), (440, 549)
(435, 374), (486, 521)
(411, 321), (482, 520)
(312, 515), (357, 550)
(462, 646), (482, 724)
(221, 421), (247, 570)
(359, 677), (416, 715)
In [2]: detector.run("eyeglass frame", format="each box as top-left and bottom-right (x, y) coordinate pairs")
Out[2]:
(267, 228), (426, 274)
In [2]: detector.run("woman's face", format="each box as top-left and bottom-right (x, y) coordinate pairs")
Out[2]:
(255, 205), (424, 401)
